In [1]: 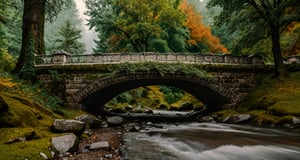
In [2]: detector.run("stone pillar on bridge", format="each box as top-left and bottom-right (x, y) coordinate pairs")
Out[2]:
(52, 50), (71, 64)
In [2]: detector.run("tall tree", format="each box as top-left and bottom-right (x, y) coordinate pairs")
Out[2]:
(208, 0), (300, 78)
(45, 0), (84, 54)
(54, 20), (86, 54)
(13, 0), (71, 75)
(180, 0), (228, 53)
(13, 0), (46, 74)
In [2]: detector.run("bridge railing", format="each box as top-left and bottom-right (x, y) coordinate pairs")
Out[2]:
(35, 51), (264, 65)
(284, 55), (300, 64)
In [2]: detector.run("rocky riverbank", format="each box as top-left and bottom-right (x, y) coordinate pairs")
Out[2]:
(43, 109), (300, 160)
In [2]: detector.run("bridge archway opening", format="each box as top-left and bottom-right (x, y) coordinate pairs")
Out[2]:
(105, 85), (205, 113)
(77, 75), (233, 114)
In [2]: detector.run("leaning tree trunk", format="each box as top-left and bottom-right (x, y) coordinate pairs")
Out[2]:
(13, 0), (46, 74)
(270, 22), (285, 78)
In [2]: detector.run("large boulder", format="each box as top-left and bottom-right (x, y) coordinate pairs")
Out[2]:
(75, 114), (102, 129)
(51, 133), (79, 156)
(107, 116), (124, 126)
(52, 119), (85, 133)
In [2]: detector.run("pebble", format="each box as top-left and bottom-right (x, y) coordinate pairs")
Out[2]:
(39, 152), (49, 160)
(105, 154), (113, 159)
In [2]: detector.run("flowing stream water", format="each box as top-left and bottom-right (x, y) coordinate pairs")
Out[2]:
(121, 122), (300, 160)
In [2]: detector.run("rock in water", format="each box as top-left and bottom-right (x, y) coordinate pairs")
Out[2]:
(107, 116), (123, 125)
(51, 133), (79, 155)
(292, 117), (300, 125)
(198, 116), (215, 122)
(75, 114), (102, 129)
(89, 141), (110, 150)
(223, 114), (251, 124)
(52, 119), (85, 133)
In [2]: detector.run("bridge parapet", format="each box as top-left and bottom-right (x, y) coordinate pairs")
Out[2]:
(35, 51), (263, 66)
(285, 55), (300, 64)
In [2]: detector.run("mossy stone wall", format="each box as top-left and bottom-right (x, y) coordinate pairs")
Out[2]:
(36, 63), (262, 111)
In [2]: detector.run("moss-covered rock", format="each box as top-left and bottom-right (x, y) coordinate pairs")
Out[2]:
(0, 94), (40, 128)
(233, 72), (300, 126)
(250, 96), (279, 110)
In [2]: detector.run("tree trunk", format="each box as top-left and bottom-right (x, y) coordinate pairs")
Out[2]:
(13, 0), (46, 73)
(270, 23), (285, 78)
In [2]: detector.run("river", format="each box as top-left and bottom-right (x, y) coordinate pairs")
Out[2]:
(121, 122), (300, 160)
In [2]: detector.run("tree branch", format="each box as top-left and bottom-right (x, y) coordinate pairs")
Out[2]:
(247, 0), (269, 22)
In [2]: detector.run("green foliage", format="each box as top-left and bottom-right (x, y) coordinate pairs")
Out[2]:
(0, 1), (22, 54)
(160, 85), (184, 104)
(107, 62), (210, 79)
(106, 85), (203, 111)
(48, 70), (63, 83)
(86, 0), (189, 53)
(45, 0), (72, 22)
(149, 39), (170, 52)
(45, 0), (85, 54)
(208, 0), (300, 57)
(113, 92), (132, 103)
(0, 48), (16, 72)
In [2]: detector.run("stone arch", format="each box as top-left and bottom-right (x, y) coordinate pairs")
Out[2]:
(70, 72), (236, 114)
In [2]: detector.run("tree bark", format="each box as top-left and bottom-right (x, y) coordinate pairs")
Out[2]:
(13, 0), (46, 73)
(270, 22), (285, 78)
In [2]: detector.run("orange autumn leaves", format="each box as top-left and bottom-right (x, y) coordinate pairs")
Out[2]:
(180, 0), (228, 54)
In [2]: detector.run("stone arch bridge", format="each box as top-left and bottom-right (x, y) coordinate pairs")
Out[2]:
(35, 52), (272, 114)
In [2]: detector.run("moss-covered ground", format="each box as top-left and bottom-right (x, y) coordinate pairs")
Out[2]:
(0, 74), (86, 160)
(215, 71), (300, 126)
